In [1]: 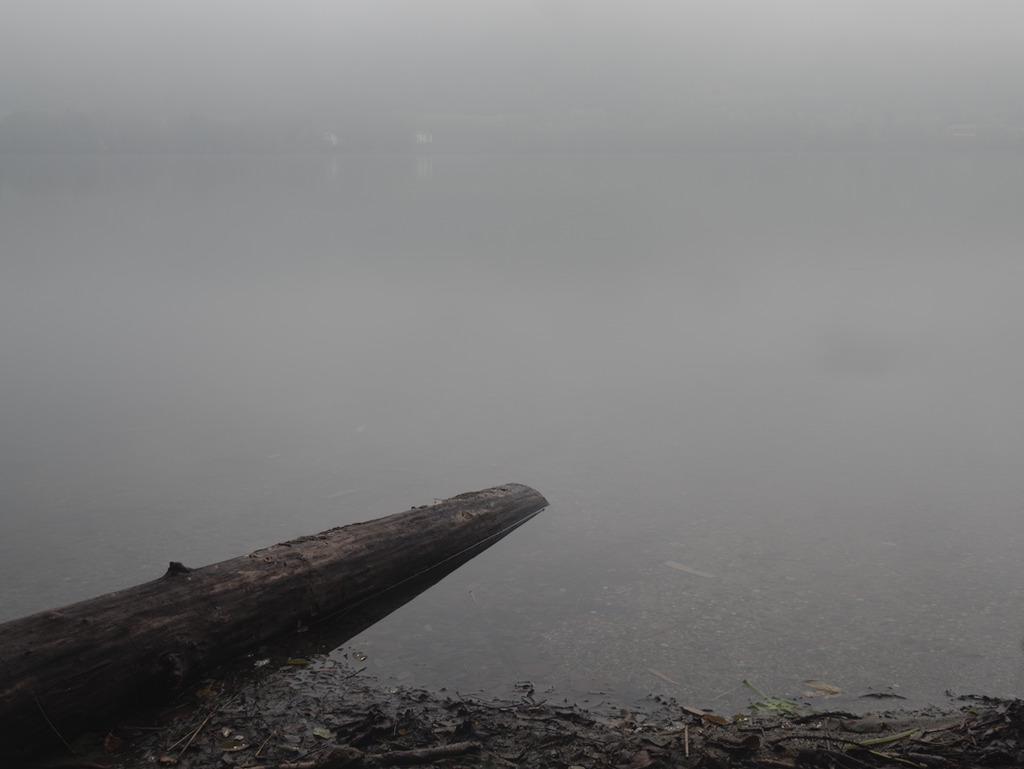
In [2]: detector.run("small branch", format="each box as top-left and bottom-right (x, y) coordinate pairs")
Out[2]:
(371, 741), (481, 765)
(33, 694), (77, 757)
(167, 704), (219, 755)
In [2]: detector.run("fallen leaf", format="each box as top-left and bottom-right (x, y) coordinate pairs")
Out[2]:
(624, 749), (655, 768)
(219, 738), (248, 752)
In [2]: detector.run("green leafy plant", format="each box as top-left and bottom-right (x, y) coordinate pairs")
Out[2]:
(742, 680), (801, 717)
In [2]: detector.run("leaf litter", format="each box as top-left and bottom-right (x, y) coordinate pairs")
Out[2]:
(47, 654), (1024, 769)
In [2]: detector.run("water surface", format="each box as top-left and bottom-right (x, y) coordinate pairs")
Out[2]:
(2, 152), (1023, 713)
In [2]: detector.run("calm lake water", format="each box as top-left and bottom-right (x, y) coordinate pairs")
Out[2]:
(2, 152), (1024, 714)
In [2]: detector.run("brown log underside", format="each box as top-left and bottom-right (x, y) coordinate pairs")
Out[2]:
(0, 483), (547, 757)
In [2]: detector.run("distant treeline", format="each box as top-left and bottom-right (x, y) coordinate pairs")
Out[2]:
(2, 108), (1023, 154)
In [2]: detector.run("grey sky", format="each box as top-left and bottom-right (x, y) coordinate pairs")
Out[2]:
(3, 1), (1023, 119)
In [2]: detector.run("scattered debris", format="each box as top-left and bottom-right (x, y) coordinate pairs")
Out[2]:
(26, 656), (1016, 769)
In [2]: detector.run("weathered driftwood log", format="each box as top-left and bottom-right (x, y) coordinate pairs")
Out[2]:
(0, 483), (547, 756)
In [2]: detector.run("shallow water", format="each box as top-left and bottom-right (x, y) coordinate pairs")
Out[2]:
(2, 151), (1024, 714)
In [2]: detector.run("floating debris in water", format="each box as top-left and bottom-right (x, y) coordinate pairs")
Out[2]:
(803, 679), (842, 697)
(646, 667), (681, 685)
(664, 561), (716, 578)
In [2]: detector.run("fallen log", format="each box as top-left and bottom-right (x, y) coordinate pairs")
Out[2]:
(0, 483), (547, 758)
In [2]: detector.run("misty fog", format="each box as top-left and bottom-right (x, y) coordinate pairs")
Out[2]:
(3, 1), (1024, 714)
(4, 1), (1024, 151)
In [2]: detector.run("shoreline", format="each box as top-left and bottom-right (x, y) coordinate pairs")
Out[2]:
(38, 654), (1022, 769)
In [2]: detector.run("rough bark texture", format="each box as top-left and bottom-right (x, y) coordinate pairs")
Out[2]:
(0, 483), (547, 755)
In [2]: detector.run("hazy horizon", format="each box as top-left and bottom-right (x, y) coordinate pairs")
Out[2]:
(4, 1), (1024, 130)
